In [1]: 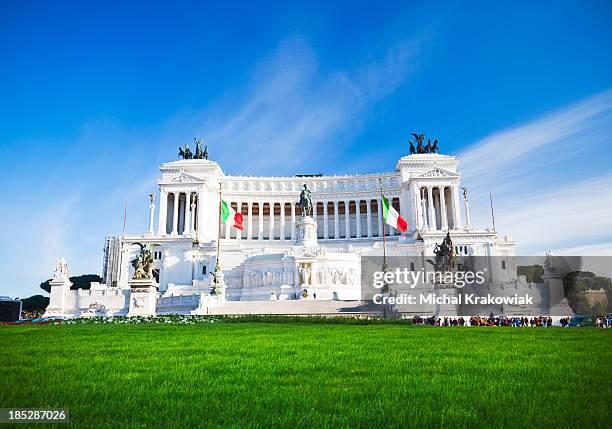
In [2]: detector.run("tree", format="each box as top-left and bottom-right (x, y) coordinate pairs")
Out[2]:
(517, 265), (544, 283)
(21, 295), (50, 312)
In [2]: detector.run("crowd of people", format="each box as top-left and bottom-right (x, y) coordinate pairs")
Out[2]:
(412, 314), (562, 327)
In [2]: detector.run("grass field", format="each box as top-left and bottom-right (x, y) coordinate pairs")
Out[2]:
(1, 322), (611, 428)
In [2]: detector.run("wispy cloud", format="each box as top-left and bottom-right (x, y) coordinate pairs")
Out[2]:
(459, 89), (612, 254)
(0, 34), (427, 297)
(183, 35), (426, 175)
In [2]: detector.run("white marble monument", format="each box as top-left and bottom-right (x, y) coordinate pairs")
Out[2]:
(44, 136), (583, 318)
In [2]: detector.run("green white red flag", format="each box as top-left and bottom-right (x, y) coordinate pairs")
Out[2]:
(221, 199), (244, 230)
(382, 194), (408, 233)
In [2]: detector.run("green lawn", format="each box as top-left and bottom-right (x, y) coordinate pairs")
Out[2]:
(1, 323), (610, 428)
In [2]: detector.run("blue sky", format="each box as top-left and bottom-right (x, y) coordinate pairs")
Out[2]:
(1, 0), (611, 297)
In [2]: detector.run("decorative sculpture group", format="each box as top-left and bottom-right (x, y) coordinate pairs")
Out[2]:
(53, 257), (70, 280)
(429, 232), (457, 273)
(131, 244), (155, 280)
(409, 132), (440, 155)
(178, 138), (209, 160)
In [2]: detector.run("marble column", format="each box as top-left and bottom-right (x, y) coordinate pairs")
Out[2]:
(453, 186), (462, 229)
(323, 201), (329, 239)
(377, 198), (383, 237)
(355, 200), (361, 238)
(247, 202), (253, 240)
(158, 190), (168, 235)
(148, 194), (155, 235)
(427, 187), (435, 230)
(258, 203), (264, 240)
(420, 188), (428, 230)
(190, 193), (196, 234)
(366, 199), (372, 238)
(414, 184), (422, 230)
(171, 192), (179, 235)
(225, 201), (232, 239)
(439, 187), (448, 230)
(280, 202), (286, 240)
(344, 200), (350, 238)
(333, 201), (339, 239)
(269, 202), (275, 240)
(184, 192), (191, 235)
(236, 201), (242, 240)
(464, 191), (471, 228)
(290, 203), (296, 240)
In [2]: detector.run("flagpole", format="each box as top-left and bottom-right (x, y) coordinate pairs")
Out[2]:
(122, 200), (128, 237)
(379, 179), (388, 274)
(489, 192), (496, 233)
(213, 182), (222, 293)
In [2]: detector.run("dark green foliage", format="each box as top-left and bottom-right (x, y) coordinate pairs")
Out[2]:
(565, 271), (612, 315)
(1, 324), (610, 428)
(517, 265), (544, 283)
(39, 274), (102, 293)
(20, 295), (50, 312)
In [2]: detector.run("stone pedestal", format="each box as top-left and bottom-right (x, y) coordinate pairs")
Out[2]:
(294, 215), (319, 257)
(433, 285), (460, 317)
(543, 272), (573, 316)
(44, 276), (73, 317)
(295, 216), (318, 245)
(128, 278), (159, 316)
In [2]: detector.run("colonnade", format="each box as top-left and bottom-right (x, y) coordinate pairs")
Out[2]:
(221, 197), (402, 241)
(416, 185), (463, 231)
(155, 184), (469, 239)
(157, 190), (198, 236)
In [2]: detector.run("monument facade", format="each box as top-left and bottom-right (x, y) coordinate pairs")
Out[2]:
(45, 136), (534, 317)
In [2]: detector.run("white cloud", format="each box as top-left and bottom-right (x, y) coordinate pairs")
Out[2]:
(459, 89), (612, 255)
(186, 36), (426, 175)
(0, 34), (427, 297)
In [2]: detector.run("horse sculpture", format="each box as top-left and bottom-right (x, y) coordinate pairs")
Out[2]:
(297, 184), (313, 217)
(178, 144), (193, 159)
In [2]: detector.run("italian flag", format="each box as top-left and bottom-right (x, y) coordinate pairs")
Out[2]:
(382, 194), (408, 233)
(221, 199), (244, 230)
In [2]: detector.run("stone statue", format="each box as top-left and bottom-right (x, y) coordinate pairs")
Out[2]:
(409, 140), (416, 155)
(194, 138), (203, 159)
(461, 186), (468, 200)
(297, 184), (313, 216)
(190, 138), (208, 159)
(53, 257), (70, 280)
(411, 132), (425, 154)
(410, 133), (441, 154)
(411, 132), (425, 146)
(131, 244), (155, 280)
(178, 144), (193, 159)
(427, 232), (456, 273)
(432, 139), (439, 153)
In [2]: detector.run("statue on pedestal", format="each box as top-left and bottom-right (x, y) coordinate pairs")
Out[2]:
(53, 257), (70, 280)
(297, 184), (313, 216)
(131, 244), (155, 280)
(428, 232), (457, 273)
